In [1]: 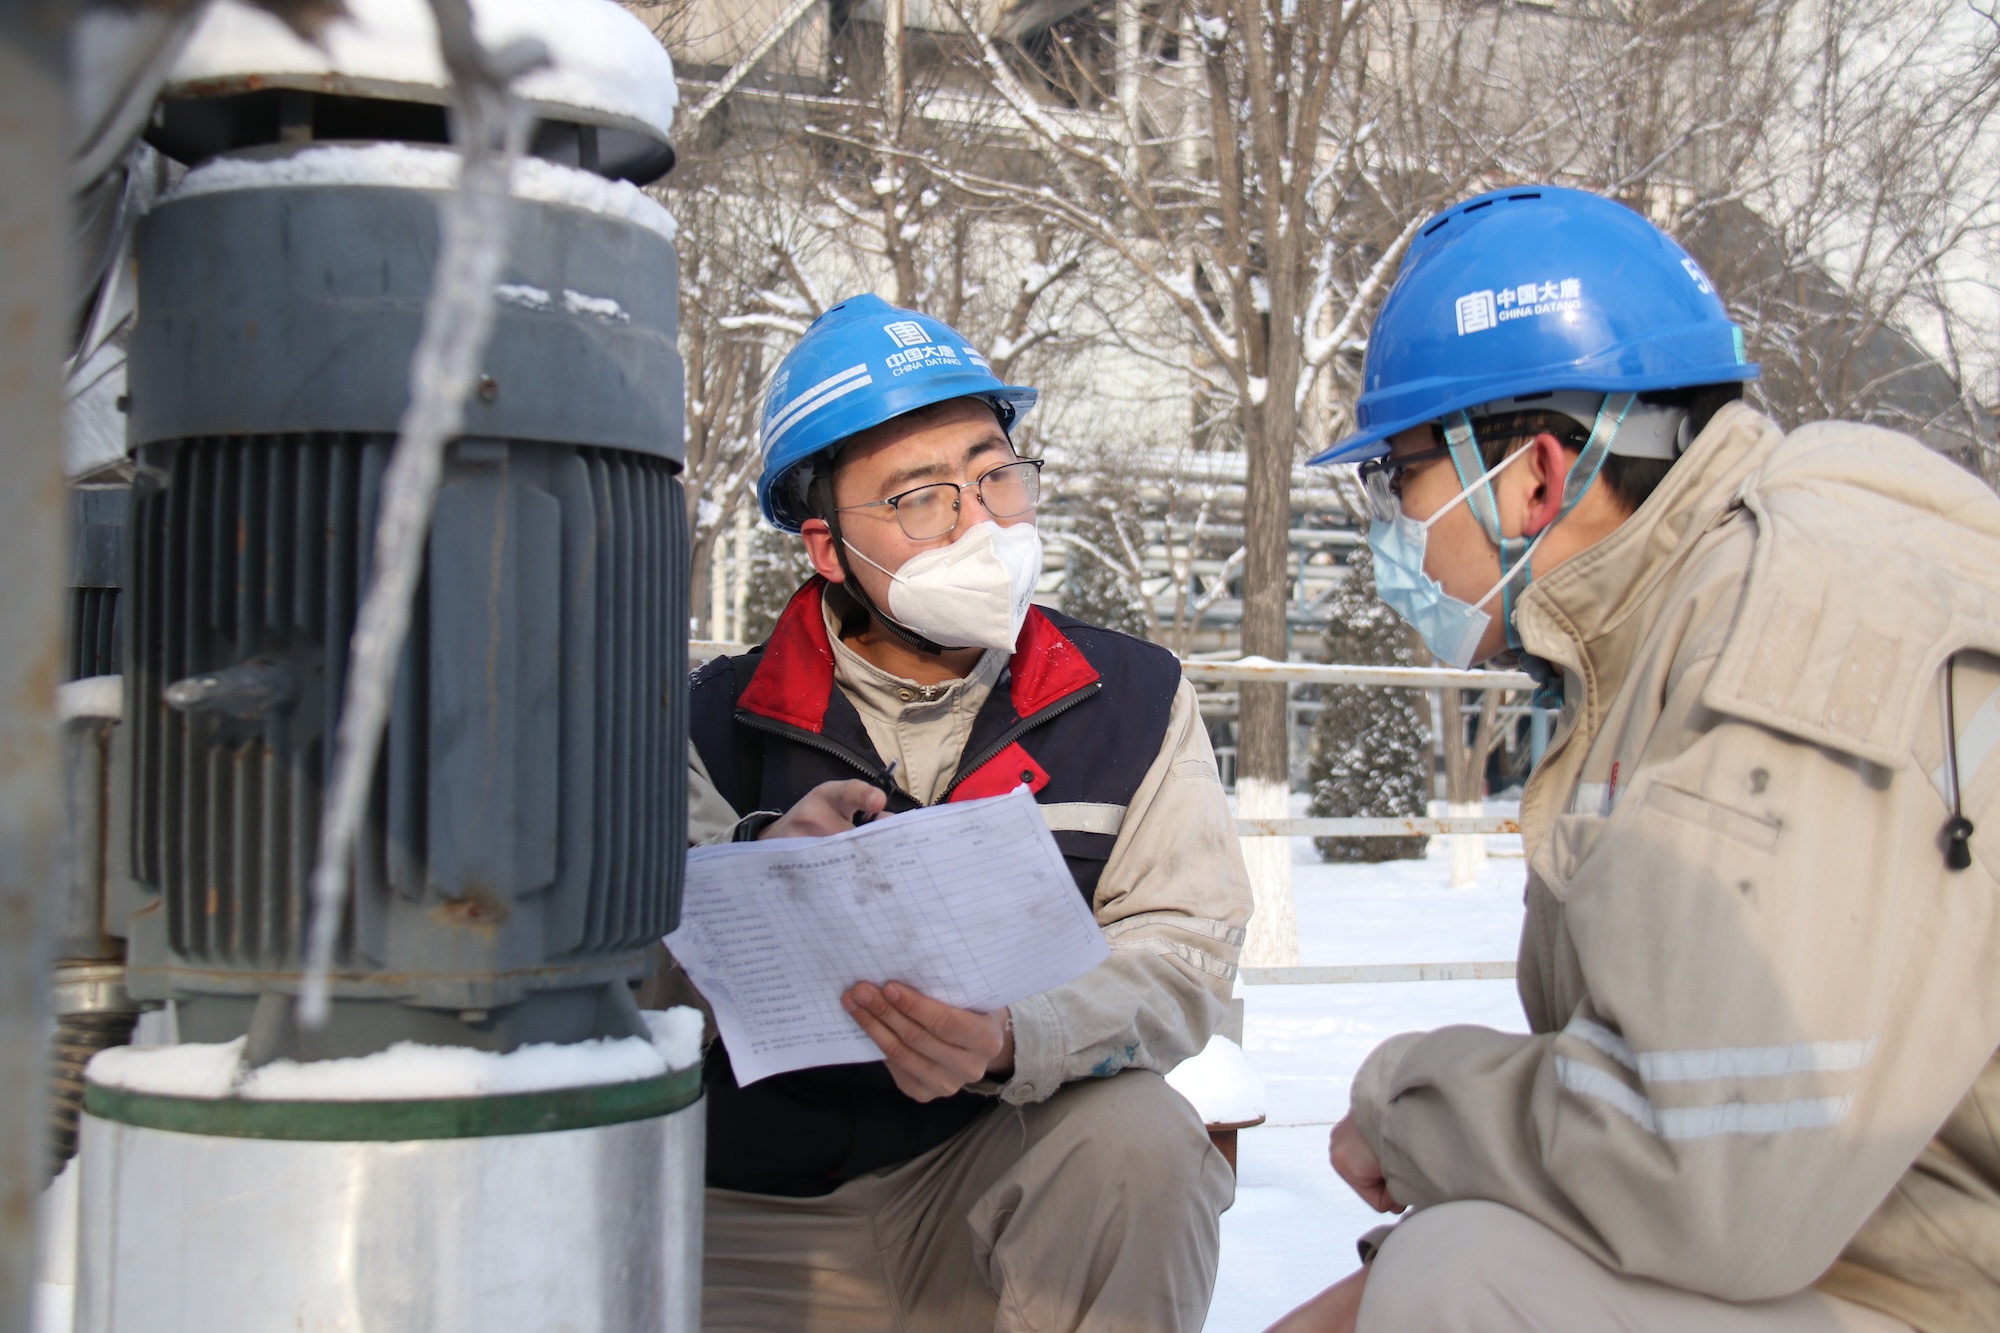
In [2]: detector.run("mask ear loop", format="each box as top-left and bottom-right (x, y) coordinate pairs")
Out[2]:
(1418, 434), (1538, 534)
(1445, 412), (1533, 638)
(1444, 412), (1506, 544)
(1450, 393), (1635, 649)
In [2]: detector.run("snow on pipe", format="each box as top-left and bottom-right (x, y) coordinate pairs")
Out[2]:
(297, 0), (550, 1029)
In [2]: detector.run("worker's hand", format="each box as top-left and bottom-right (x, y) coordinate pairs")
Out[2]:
(1330, 1114), (1403, 1213)
(842, 981), (1013, 1102)
(761, 779), (887, 839)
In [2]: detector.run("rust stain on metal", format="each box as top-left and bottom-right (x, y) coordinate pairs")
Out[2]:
(433, 892), (512, 930)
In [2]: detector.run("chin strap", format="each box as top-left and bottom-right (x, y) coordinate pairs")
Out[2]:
(824, 511), (957, 656)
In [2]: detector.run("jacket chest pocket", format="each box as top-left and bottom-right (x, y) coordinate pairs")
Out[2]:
(1530, 812), (1608, 904)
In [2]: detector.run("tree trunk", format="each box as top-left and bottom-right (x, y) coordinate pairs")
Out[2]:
(1236, 402), (1297, 965)
(689, 524), (718, 639)
(1237, 145), (1306, 961)
(879, 0), (919, 304)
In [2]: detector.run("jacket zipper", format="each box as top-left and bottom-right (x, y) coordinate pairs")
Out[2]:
(941, 681), (1102, 802)
(735, 710), (899, 792)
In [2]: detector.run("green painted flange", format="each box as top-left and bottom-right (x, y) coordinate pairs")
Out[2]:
(84, 1064), (702, 1141)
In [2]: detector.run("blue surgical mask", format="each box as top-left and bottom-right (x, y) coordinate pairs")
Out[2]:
(1367, 446), (1537, 669)
(1366, 394), (1635, 667)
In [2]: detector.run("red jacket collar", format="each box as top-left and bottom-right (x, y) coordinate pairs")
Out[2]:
(737, 579), (1100, 733)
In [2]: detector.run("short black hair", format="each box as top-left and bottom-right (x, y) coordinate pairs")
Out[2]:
(1441, 383), (1745, 514)
(798, 395), (1010, 523)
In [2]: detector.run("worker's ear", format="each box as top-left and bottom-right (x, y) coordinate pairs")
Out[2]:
(1519, 432), (1574, 537)
(800, 518), (845, 583)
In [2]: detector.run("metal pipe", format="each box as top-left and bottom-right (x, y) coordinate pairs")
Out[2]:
(78, 1094), (706, 1331)
(1182, 659), (1535, 690)
(0, 3), (74, 1320)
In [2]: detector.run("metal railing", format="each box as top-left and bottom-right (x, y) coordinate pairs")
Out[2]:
(1241, 962), (1518, 984)
(1189, 656), (1524, 984)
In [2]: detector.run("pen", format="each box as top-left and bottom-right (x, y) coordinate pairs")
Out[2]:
(854, 761), (897, 826)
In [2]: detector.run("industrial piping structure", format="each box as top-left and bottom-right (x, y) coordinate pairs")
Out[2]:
(22, 1), (703, 1328)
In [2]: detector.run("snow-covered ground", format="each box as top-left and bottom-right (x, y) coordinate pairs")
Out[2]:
(1203, 810), (1531, 1333)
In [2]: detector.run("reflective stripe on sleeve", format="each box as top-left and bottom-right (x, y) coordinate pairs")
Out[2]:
(1565, 1016), (1877, 1082)
(1037, 802), (1127, 835)
(1556, 1057), (1855, 1139)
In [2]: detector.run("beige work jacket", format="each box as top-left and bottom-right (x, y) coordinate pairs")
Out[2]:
(1349, 404), (2000, 1330)
(683, 644), (1253, 1109)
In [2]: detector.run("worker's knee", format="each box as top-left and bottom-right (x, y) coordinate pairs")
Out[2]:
(1055, 1071), (1219, 1182)
(1358, 1200), (1570, 1332)
(1013, 1070), (1231, 1215)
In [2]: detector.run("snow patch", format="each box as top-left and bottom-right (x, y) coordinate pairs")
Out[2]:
(1167, 1035), (1267, 1126)
(170, 143), (677, 241)
(495, 282), (552, 310)
(88, 1036), (247, 1099)
(55, 675), (122, 723)
(642, 1005), (704, 1073)
(562, 289), (629, 323)
(171, 0), (678, 141)
(86, 1005), (705, 1101)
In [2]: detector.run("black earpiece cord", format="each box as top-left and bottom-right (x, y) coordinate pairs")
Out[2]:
(1945, 654), (1976, 872)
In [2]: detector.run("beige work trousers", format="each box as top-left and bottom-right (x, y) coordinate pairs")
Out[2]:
(702, 1070), (1233, 1333)
(1359, 1201), (1915, 1333)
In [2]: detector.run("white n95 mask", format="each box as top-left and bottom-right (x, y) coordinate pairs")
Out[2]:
(844, 521), (1044, 652)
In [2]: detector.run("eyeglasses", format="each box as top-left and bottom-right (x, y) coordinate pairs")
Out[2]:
(835, 458), (1044, 541)
(1358, 426), (1574, 523)
(1358, 445), (1455, 522)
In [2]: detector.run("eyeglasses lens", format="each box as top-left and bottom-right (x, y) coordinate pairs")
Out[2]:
(893, 485), (960, 541)
(1362, 464), (1401, 523)
(890, 461), (1042, 541)
(977, 461), (1040, 519)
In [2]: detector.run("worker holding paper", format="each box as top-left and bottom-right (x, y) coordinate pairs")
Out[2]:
(664, 294), (1252, 1332)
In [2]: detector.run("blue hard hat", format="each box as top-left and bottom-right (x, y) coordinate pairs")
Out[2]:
(756, 294), (1039, 531)
(1309, 185), (1758, 466)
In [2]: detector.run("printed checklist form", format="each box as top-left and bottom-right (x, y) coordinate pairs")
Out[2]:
(667, 787), (1110, 1085)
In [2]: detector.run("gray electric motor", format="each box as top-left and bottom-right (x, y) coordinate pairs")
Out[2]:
(120, 147), (689, 1059)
